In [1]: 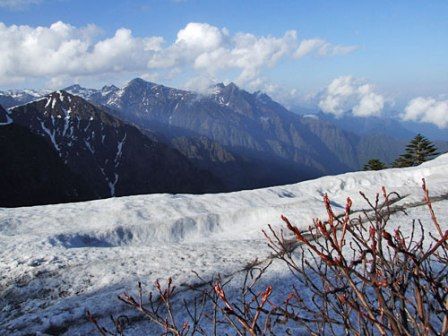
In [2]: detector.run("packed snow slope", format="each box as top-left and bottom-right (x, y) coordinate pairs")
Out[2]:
(1, 154), (448, 335)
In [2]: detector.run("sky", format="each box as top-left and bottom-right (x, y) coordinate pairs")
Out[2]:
(0, 0), (447, 127)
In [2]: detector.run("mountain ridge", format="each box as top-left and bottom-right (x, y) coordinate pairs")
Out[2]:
(0, 104), (96, 207)
(4, 91), (223, 204)
(77, 79), (353, 175)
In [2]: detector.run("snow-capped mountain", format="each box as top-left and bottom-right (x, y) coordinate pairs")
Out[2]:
(64, 79), (442, 186)
(102, 79), (448, 168)
(0, 104), (95, 207)
(63, 84), (102, 101)
(6, 79), (446, 200)
(88, 78), (354, 178)
(64, 84), (120, 103)
(6, 91), (221, 202)
(65, 80), (337, 187)
(92, 79), (428, 174)
(0, 89), (48, 109)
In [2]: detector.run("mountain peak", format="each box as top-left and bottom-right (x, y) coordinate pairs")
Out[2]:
(101, 84), (119, 92)
(64, 84), (99, 100)
(126, 77), (155, 87)
(36, 90), (107, 122)
(211, 82), (244, 98)
(226, 82), (239, 90)
(254, 90), (271, 100)
(213, 82), (240, 93)
(124, 78), (167, 93)
(63, 84), (95, 93)
(129, 77), (145, 84)
(47, 90), (72, 101)
(64, 84), (83, 91)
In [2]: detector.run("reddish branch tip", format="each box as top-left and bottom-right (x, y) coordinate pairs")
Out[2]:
(213, 283), (226, 301)
(346, 197), (352, 211)
(281, 214), (305, 242)
(262, 286), (273, 304)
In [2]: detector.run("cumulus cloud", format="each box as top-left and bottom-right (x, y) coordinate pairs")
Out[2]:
(402, 97), (448, 128)
(294, 39), (358, 59)
(149, 23), (298, 84)
(0, 21), (358, 87)
(318, 76), (385, 117)
(0, 21), (164, 84)
(176, 22), (226, 51)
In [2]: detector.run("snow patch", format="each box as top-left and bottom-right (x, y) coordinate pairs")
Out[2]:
(45, 97), (51, 108)
(114, 133), (126, 167)
(62, 107), (71, 136)
(40, 120), (60, 153)
(108, 173), (119, 196)
(84, 140), (94, 154)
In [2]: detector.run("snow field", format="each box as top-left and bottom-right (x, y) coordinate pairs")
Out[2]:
(1, 154), (447, 334)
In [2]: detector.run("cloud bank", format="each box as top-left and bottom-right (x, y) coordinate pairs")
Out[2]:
(318, 76), (385, 117)
(0, 21), (358, 87)
(402, 97), (448, 128)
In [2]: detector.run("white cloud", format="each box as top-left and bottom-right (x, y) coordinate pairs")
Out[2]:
(183, 74), (218, 94)
(237, 78), (307, 109)
(0, 21), (358, 88)
(402, 97), (448, 128)
(0, 21), (164, 84)
(294, 39), (358, 59)
(149, 24), (298, 85)
(318, 76), (384, 117)
(176, 22), (227, 51)
(0, 0), (40, 9)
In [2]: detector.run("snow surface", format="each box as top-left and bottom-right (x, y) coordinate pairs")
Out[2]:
(1, 154), (448, 335)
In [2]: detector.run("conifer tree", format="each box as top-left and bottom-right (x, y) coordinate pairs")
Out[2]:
(393, 134), (439, 168)
(363, 159), (387, 171)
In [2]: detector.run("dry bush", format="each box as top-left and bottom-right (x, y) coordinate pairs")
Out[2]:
(264, 178), (448, 335)
(88, 179), (447, 335)
(87, 263), (275, 336)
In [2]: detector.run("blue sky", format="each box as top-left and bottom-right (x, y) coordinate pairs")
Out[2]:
(0, 0), (447, 124)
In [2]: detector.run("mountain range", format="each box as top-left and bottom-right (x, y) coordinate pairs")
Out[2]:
(0, 89), (49, 109)
(1, 78), (446, 207)
(1, 91), (222, 206)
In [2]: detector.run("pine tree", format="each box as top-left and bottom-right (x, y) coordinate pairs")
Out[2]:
(363, 159), (387, 171)
(393, 134), (439, 168)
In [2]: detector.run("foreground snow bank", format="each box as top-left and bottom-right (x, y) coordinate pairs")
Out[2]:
(1, 154), (447, 335)
(2, 153), (448, 246)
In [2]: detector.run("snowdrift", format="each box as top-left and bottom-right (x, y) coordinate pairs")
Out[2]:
(1, 154), (447, 335)
(2, 153), (448, 246)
